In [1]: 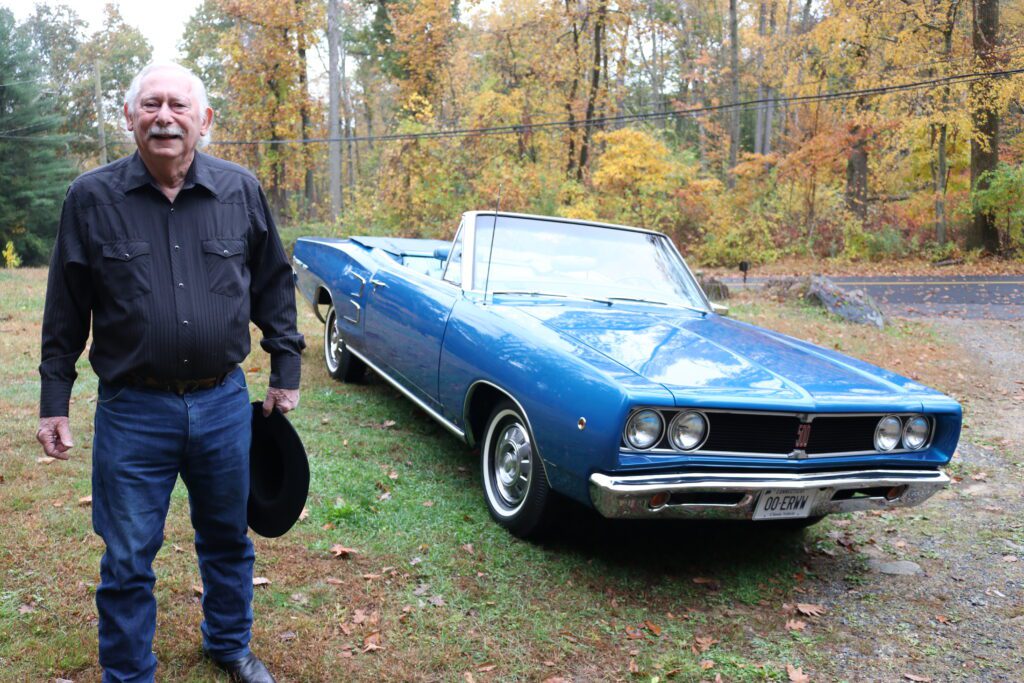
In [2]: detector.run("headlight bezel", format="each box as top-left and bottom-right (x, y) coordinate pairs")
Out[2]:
(667, 410), (710, 451)
(623, 409), (664, 450)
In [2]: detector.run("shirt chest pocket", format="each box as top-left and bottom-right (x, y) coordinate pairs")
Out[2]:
(101, 240), (152, 301)
(202, 238), (247, 297)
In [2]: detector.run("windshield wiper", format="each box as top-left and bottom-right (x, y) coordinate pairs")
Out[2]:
(490, 290), (567, 298)
(605, 296), (668, 305)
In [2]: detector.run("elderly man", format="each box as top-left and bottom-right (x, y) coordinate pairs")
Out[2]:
(36, 62), (303, 683)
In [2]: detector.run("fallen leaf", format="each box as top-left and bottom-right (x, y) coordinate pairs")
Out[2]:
(172, 544), (184, 553)
(36, 456), (56, 464)
(326, 577), (343, 585)
(694, 635), (718, 652)
(461, 543), (475, 555)
(476, 664), (497, 672)
(628, 658), (639, 673)
(624, 625), (644, 639)
(252, 577), (271, 587)
(971, 472), (988, 481)
(362, 573), (382, 581)
(463, 673), (475, 683)
(192, 584), (204, 596)
(290, 593), (308, 605)
(796, 603), (827, 617)
(388, 470), (399, 480)
(692, 576), (720, 589)
(935, 615), (950, 624)
(18, 603), (35, 614)
(299, 507), (309, 521)
(279, 630), (297, 642)
(644, 620), (661, 636)
(410, 556), (423, 566)
(701, 660), (715, 670)
(787, 663), (810, 683)
(542, 677), (568, 682)
(331, 544), (359, 558)
(1001, 555), (1018, 563)
(363, 631), (382, 651)
(429, 595), (446, 607)
(422, 500), (434, 507)
(786, 619), (807, 631)
(78, 495), (92, 506)
(352, 609), (367, 624)
(322, 522), (335, 531)
(904, 675), (931, 682)
(381, 420), (396, 429)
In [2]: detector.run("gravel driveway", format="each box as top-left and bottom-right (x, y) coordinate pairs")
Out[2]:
(798, 319), (1024, 681)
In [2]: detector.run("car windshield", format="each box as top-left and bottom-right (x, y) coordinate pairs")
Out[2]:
(473, 215), (707, 309)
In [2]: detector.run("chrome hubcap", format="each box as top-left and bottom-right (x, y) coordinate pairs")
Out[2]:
(494, 423), (531, 506)
(325, 312), (341, 372)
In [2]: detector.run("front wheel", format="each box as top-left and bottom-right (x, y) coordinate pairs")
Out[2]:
(324, 305), (366, 382)
(481, 400), (551, 538)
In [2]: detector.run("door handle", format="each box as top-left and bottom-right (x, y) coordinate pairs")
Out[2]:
(370, 278), (388, 291)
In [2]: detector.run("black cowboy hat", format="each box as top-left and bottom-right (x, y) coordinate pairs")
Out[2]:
(248, 402), (309, 538)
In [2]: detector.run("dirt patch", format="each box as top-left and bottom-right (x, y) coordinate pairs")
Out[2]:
(793, 317), (1024, 682)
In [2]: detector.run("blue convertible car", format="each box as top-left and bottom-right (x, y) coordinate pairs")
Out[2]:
(293, 212), (960, 537)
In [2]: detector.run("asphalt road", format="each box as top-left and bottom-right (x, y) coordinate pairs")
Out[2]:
(720, 274), (1024, 319)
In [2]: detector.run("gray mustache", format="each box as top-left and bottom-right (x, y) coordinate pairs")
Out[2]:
(148, 124), (185, 138)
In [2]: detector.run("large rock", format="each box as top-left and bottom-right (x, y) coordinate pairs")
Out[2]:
(764, 275), (885, 328)
(697, 274), (730, 302)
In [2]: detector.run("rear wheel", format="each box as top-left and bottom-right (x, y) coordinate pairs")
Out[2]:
(324, 305), (366, 382)
(481, 400), (551, 538)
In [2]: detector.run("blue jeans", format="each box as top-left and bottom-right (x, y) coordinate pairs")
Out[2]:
(92, 368), (254, 683)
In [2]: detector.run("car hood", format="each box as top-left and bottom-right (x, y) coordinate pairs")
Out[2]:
(519, 303), (938, 410)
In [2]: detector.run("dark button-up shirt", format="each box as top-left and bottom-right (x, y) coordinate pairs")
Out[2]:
(39, 151), (305, 417)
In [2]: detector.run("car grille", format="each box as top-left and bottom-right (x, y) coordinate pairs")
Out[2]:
(632, 410), (910, 458)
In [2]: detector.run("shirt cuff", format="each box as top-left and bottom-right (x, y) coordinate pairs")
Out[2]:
(269, 352), (301, 390)
(40, 380), (73, 418)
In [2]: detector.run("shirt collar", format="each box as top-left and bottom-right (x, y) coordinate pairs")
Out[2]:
(122, 151), (220, 197)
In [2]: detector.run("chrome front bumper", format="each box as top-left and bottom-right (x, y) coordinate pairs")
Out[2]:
(588, 468), (950, 520)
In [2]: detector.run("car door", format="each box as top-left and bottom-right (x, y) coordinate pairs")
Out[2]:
(362, 252), (460, 410)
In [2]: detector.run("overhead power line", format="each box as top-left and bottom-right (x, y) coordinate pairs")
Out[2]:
(1, 66), (1022, 146)
(204, 66), (1024, 147)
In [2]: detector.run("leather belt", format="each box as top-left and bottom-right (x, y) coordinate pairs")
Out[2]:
(127, 372), (230, 395)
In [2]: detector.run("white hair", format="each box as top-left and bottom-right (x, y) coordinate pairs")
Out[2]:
(125, 61), (213, 147)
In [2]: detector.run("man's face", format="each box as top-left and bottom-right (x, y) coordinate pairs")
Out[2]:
(124, 68), (213, 163)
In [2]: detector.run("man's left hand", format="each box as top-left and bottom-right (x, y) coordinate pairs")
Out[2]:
(263, 387), (300, 416)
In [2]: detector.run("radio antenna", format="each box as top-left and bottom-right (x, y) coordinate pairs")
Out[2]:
(482, 186), (502, 304)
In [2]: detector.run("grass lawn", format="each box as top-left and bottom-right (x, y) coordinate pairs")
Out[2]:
(0, 268), (966, 682)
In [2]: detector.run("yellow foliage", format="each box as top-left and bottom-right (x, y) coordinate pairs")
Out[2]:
(592, 129), (674, 197)
(3, 241), (21, 269)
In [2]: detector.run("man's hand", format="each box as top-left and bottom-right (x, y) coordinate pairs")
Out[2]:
(263, 387), (300, 416)
(37, 416), (74, 460)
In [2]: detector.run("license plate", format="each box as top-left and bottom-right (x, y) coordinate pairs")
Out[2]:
(753, 489), (814, 520)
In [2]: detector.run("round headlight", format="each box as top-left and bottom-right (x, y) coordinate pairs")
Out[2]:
(625, 410), (663, 450)
(668, 411), (708, 451)
(902, 415), (930, 450)
(874, 415), (902, 452)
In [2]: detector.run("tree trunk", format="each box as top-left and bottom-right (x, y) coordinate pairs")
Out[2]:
(968, 0), (1000, 252)
(727, 0), (740, 188)
(578, 0), (607, 179)
(327, 0), (343, 218)
(933, 123), (948, 243)
(296, 0), (315, 214)
(93, 61), (107, 166)
(845, 124), (868, 219)
(565, 0), (580, 178)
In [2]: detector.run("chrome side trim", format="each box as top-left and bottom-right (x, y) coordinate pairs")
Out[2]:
(293, 256), (309, 270)
(349, 272), (366, 297)
(589, 468), (950, 520)
(343, 300), (361, 325)
(346, 345), (466, 440)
